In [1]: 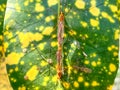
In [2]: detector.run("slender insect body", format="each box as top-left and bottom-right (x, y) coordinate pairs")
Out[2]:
(57, 12), (64, 79)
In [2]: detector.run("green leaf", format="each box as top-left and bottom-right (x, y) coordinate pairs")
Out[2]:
(4, 0), (119, 90)
(0, 0), (7, 60)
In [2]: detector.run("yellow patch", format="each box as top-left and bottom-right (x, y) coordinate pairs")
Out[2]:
(51, 41), (57, 47)
(63, 82), (70, 89)
(6, 52), (24, 65)
(24, 0), (29, 6)
(10, 38), (16, 43)
(47, 0), (58, 7)
(107, 85), (113, 90)
(91, 61), (97, 67)
(107, 47), (112, 51)
(109, 5), (117, 12)
(18, 86), (26, 90)
(84, 82), (89, 87)
(78, 76), (84, 82)
(65, 8), (69, 13)
(84, 60), (90, 65)
(40, 60), (48, 67)
(114, 29), (119, 40)
(19, 32), (43, 48)
(75, 0), (85, 9)
(39, 26), (44, 31)
(90, 0), (96, 6)
(113, 52), (118, 57)
(42, 27), (54, 35)
(25, 65), (39, 81)
(35, 3), (45, 12)
(97, 61), (101, 65)
(91, 81), (100, 86)
(15, 67), (19, 72)
(38, 42), (46, 50)
(89, 7), (100, 16)
(101, 12), (115, 23)
(15, 3), (21, 12)
(90, 19), (99, 27)
(52, 34), (57, 38)
(20, 61), (25, 65)
(73, 81), (79, 88)
(45, 15), (55, 22)
(0, 35), (3, 40)
(36, 0), (41, 2)
(36, 13), (43, 19)
(69, 30), (77, 36)
(80, 21), (88, 27)
(33, 33), (43, 41)
(9, 69), (13, 73)
(109, 63), (116, 72)
(52, 75), (57, 82)
(44, 76), (50, 81)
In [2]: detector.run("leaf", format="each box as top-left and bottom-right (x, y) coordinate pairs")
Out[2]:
(4, 0), (119, 90)
(0, 0), (7, 60)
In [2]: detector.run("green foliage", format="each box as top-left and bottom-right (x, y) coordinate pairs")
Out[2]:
(4, 0), (119, 90)
(0, 0), (7, 59)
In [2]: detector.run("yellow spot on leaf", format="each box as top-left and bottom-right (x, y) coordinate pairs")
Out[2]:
(89, 7), (100, 16)
(18, 32), (43, 48)
(101, 12), (115, 23)
(75, 0), (85, 9)
(73, 81), (79, 88)
(36, 13), (43, 19)
(39, 26), (44, 31)
(107, 85), (113, 90)
(80, 21), (88, 27)
(40, 61), (48, 67)
(51, 41), (57, 47)
(84, 82), (89, 87)
(107, 47), (112, 51)
(18, 86), (26, 90)
(47, 0), (58, 7)
(20, 61), (24, 65)
(44, 76), (50, 82)
(38, 42), (46, 50)
(78, 76), (84, 82)
(63, 82), (70, 89)
(90, 0), (96, 6)
(113, 52), (118, 57)
(15, 3), (21, 12)
(33, 33), (43, 41)
(52, 34), (57, 38)
(24, 0), (29, 6)
(109, 63), (116, 72)
(15, 67), (19, 71)
(6, 52), (24, 65)
(35, 3), (45, 12)
(90, 19), (99, 27)
(91, 81), (100, 87)
(84, 60), (90, 65)
(91, 61), (97, 67)
(97, 61), (101, 65)
(45, 15), (55, 22)
(9, 69), (13, 73)
(42, 27), (53, 35)
(109, 5), (117, 12)
(25, 65), (39, 81)
(114, 29), (119, 40)
(69, 30), (77, 36)
(52, 75), (57, 82)
(65, 8), (69, 13)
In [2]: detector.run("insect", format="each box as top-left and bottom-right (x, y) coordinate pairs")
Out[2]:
(57, 11), (64, 79)
(4, 1), (116, 89)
